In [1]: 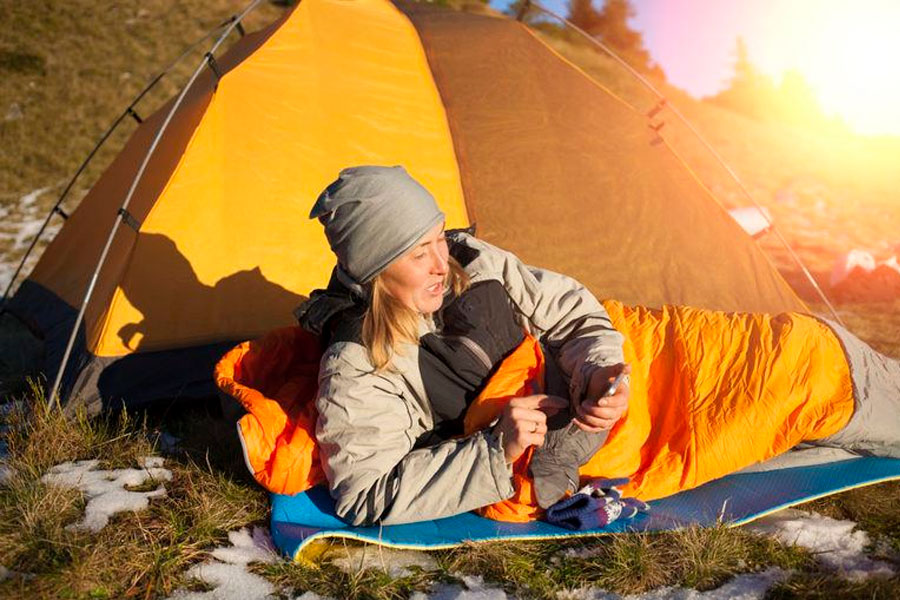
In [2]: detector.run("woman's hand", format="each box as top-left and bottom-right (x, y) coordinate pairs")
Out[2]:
(495, 394), (568, 464)
(574, 364), (631, 433)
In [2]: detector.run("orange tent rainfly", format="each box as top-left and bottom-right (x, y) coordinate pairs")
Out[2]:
(7, 0), (803, 413)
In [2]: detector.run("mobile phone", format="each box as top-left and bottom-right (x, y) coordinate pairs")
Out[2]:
(604, 370), (628, 397)
(560, 367), (629, 431)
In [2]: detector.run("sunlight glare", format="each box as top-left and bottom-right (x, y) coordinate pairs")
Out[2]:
(753, 0), (900, 136)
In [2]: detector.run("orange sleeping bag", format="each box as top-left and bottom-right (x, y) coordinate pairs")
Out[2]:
(215, 327), (326, 494)
(215, 301), (856, 522)
(465, 301), (856, 521)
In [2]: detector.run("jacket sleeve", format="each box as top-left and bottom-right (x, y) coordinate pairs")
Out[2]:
(315, 345), (515, 526)
(463, 236), (625, 403)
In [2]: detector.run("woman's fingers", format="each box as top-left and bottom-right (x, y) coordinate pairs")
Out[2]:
(575, 375), (630, 430)
(510, 394), (568, 413)
(498, 396), (561, 462)
(513, 418), (547, 435)
(508, 406), (553, 427)
(577, 399), (626, 422)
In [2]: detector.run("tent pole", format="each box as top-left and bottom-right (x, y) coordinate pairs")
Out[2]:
(1, 16), (239, 310)
(525, 0), (844, 327)
(47, 0), (266, 409)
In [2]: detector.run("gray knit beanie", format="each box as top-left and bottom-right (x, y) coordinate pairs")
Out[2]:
(310, 165), (445, 284)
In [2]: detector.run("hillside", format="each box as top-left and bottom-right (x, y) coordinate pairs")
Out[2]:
(3, 1), (899, 319)
(0, 0), (288, 288)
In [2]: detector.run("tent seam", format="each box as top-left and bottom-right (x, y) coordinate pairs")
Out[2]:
(386, 0), (472, 228)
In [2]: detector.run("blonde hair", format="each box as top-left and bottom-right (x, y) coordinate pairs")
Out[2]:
(363, 256), (470, 371)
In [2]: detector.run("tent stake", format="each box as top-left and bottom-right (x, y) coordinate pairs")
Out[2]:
(525, 0), (844, 326)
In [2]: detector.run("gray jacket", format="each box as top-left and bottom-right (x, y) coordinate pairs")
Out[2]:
(314, 233), (624, 525)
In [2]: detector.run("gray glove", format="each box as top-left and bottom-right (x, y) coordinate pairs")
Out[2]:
(529, 419), (610, 509)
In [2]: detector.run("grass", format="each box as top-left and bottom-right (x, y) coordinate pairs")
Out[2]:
(2, 374), (895, 598)
(0, 0), (285, 201)
(0, 388), (268, 599)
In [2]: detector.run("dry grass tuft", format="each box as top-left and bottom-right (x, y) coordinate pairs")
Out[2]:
(0, 475), (85, 575)
(587, 534), (672, 594)
(769, 572), (900, 599)
(671, 524), (810, 591)
(438, 539), (565, 598)
(3, 383), (154, 480)
(0, 387), (268, 599)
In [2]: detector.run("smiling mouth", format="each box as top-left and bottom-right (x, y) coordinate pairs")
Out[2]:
(426, 282), (444, 294)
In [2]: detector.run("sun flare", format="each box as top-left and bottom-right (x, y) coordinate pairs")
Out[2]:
(752, 0), (900, 136)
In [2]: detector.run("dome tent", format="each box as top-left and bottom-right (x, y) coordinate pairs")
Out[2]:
(6, 0), (804, 413)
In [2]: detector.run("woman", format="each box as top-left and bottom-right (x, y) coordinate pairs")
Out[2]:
(297, 165), (630, 525)
(299, 165), (900, 527)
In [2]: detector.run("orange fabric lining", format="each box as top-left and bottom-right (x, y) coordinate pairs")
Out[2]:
(216, 327), (325, 494)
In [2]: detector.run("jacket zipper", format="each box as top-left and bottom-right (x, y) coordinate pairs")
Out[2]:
(452, 335), (492, 371)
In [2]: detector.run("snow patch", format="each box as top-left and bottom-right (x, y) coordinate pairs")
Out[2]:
(746, 509), (894, 580)
(41, 457), (172, 532)
(0, 421), (10, 484)
(142, 456), (165, 469)
(167, 526), (278, 600)
(0, 185), (62, 293)
(560, 544), (607, 560)
(0, 463), (11, 485)
(293, 593), (333, 600)
(331, 545), (438, 577)
(411, 574), (510, 599)
(0, 563), (33, 583)
(211, 528), (278, 566)
(558, 568), (787, 600)
(18, 187), (47, 208)
(171, 561), (276, 600)
(5, 103), (23, 121)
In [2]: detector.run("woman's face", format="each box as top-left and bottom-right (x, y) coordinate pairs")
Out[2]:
(380, 221), (449, 315)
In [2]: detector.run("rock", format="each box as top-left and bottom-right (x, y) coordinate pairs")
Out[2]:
(831, 250), (876, 288)
(831, 253), (900, 302)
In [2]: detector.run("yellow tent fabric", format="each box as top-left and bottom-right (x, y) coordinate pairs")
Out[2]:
(31, 0), (468, 359)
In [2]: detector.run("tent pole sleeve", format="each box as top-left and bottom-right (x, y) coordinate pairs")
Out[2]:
(47, 0), (266, 409)
(1, 17), (236, 309)
(525, 0), (844, 326)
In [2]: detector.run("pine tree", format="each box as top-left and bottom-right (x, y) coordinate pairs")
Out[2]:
(594, 0), (642, 53)
(592, 0), (661, 77)
(709, 37), (777, 121)
(566, 0), (601, 34)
